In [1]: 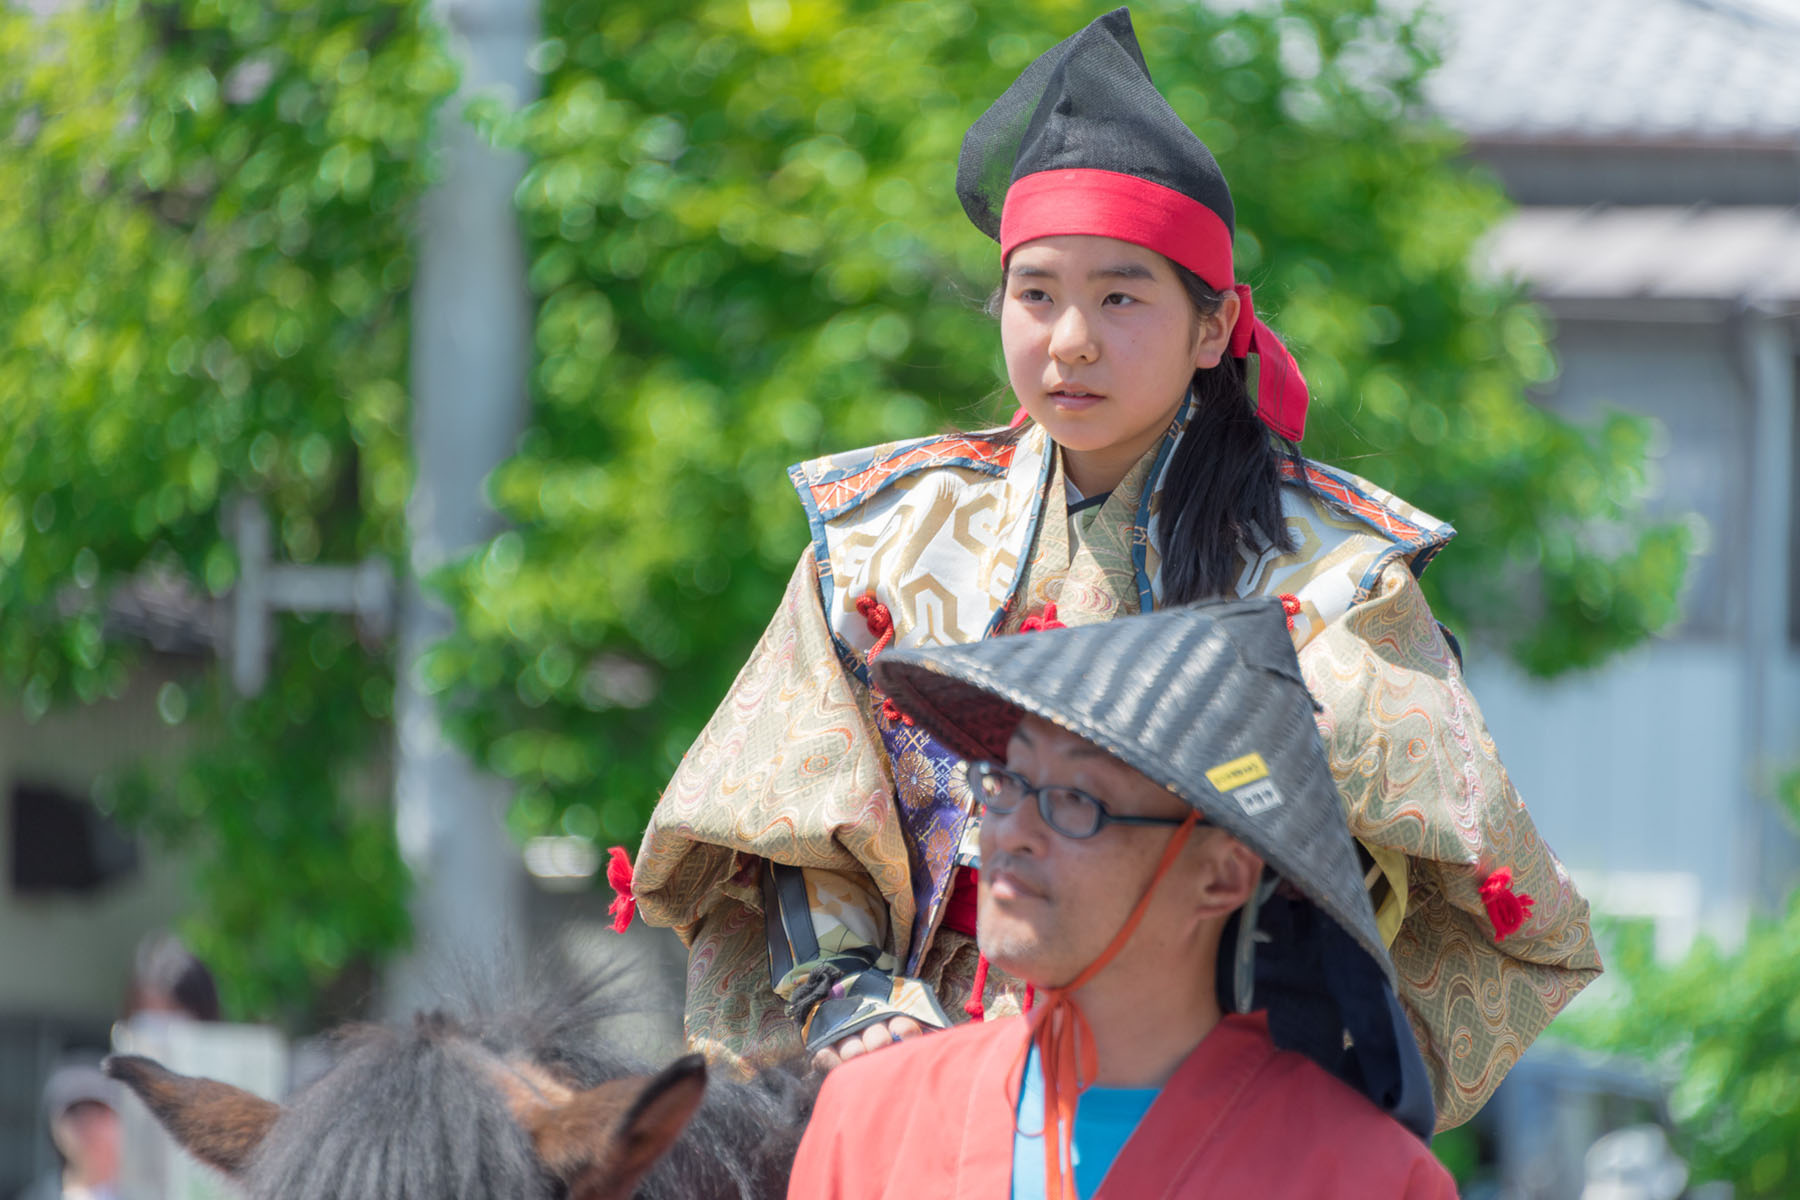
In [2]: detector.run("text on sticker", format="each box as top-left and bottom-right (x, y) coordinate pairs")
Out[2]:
(1206, 752), (1270, 793)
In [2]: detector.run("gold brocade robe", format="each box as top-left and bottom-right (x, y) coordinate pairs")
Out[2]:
(631, 413), (1601, 1131)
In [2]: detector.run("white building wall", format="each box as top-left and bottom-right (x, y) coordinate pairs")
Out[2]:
(1542, 321), (1749, 639)
(1458, 313), (1800, 954)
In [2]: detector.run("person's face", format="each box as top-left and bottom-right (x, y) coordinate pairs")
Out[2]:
(977, 715), (1243, 988)
(1000, 235), (1235, 473)
(52, 1100), (121, 1186)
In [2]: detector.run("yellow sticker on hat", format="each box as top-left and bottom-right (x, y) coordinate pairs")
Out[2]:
(1206, 752), (1270, 793)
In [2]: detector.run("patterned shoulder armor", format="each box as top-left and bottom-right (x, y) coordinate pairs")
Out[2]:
(787, 425), (1053, 682)
(1279, 457), (1457, 579)
(788, 428), (1020, 525)
(1253, 458), (1459, 645)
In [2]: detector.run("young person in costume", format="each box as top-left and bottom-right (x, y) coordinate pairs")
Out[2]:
(790, 598), (1457, 1198)
(617, 8), (1600, 1130)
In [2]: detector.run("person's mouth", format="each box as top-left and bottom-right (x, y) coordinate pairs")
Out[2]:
(1046, 384), (1106, 409)
(986, 865), (1047, 902)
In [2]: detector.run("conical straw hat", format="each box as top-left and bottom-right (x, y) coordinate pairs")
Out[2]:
(872, 596), (1391, 987)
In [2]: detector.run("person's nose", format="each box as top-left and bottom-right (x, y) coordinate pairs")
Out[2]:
(981, 788), (1053, 860)
(1047, 303), (1099, 365)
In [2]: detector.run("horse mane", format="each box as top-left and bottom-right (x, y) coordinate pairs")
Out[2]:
(242, 965), (814, 1200)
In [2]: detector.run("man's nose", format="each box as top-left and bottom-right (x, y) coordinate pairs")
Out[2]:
(981, 792), (1052, 858)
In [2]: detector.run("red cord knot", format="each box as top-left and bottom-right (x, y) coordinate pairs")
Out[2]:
(964, 952), (991, 1021)
(605, 845), (637, 933)
(1017, 603), (1065, 633)
(855, 594), (896, 658)
(1479, 868), (1534, 941)
(1278, 593), (1302, 631)
(857, 593), (913, 726)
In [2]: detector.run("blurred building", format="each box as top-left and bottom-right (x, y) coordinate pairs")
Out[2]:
(0, 651), (201, 1195)
(1451, 1046), (1677, 1200)
(1428, 0), (1800, 959)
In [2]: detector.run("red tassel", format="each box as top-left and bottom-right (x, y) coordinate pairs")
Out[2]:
(1479, 867), (1534, 941)
(605, 845), (637, 933)
(858, 593), (913, 726)
(1022, 983), (1036, 1014)
(965, 952), (991, 1021)
(1018, 603), (1065, 634)
(1279, 593), (1301, 631)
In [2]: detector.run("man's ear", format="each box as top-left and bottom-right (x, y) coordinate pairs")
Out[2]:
(104, 1055), (281, 1176)
(1189, 831), (1264, 917)
(1192, 289), (1241, 370)
(522, 1055), (707, 1200)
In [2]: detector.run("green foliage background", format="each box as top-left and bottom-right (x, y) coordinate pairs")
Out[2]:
(0, 0), (1690, 1016)
(1559, 775), (1800, 1198)
(430, 0), (1690, 854)
(0, 0), (453, 1020)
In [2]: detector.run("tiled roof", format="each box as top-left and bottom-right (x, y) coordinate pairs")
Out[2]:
(1483, 205), (1800, 302)
(1426, 0), (1800, 143)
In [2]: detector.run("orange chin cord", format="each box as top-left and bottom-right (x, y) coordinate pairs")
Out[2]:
(1008, 810), (1200, 1200)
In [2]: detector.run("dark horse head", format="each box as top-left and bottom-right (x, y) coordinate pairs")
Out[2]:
(103, 978), (813, 1200)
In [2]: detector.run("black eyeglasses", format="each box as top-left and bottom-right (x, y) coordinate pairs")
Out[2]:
(969, 761), (1194, 840)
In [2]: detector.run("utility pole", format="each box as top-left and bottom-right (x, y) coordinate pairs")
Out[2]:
(1737, 301), (1799, 917)
(387, 0), (539, 1015)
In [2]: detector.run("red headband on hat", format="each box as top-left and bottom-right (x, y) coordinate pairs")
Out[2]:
(1000, 168), (1309, 442)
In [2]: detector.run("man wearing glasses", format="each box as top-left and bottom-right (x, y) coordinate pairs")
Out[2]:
(787, 598), (1457, 1199)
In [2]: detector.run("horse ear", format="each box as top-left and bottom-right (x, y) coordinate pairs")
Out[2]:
(526, 1054), (707, 1200)
(104, 1054), (281, 1176)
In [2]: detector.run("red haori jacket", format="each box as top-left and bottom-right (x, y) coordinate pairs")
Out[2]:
(789, 1012), (1457, 1199)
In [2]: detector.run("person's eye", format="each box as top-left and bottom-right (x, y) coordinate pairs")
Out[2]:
(1050, 788), (1097, 814)
(1015, 287), (1050, 303)
(1101, 292), (1137, 307)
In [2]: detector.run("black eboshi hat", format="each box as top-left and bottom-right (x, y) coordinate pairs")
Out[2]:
(957, 8), (1310, 442)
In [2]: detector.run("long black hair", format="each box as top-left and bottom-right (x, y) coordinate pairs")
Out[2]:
(989, 259), (1300, 605)
(1158, 263), (1301, 605)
